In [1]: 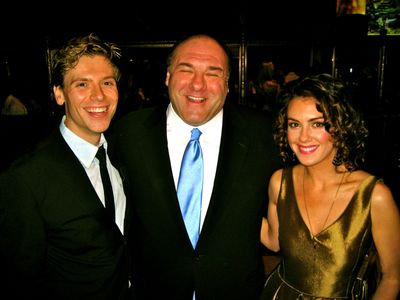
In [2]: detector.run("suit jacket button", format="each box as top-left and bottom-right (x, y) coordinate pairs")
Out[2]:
(195, 254), (204, 261)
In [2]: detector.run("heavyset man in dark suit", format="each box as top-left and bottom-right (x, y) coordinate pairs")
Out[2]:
(110, 33), (281, 300)
(0, 33), (130, 300)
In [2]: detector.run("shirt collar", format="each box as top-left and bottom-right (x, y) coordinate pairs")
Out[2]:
(59, 115), (106, 168)
(166, 103), (223, 136)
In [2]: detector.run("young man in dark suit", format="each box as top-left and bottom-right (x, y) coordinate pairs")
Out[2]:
(0, 33), (130, 300)
(110, 33), (281, 300)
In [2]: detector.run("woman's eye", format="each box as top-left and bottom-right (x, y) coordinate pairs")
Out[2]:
(314, 122), (326, 128)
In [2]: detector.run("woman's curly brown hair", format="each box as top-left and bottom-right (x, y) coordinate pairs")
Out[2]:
(274, 73), (369, 171)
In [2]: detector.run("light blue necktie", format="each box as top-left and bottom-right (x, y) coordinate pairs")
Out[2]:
(177, 128), (203, 248)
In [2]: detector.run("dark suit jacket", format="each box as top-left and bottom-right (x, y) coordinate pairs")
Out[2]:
(109, 103), (281, 300)
(0, 129), (130, 300)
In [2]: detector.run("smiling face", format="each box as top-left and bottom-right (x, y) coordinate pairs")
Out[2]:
(53, 55), (118, 145)
(165, 36), (230, 126)
(287, 96), (336, 167)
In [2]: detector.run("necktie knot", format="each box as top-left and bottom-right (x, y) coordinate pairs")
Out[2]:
(190, 128), (202, 141)
(96, 145), (107, 162)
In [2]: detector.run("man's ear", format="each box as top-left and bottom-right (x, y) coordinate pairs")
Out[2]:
(53, 86), (65, 106)
(165, 71), (170, 87)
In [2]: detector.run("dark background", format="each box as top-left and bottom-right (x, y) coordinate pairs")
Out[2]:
(1, 1), (399, 200)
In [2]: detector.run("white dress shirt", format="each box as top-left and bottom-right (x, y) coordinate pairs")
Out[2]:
(166, 104), (223, 229)
(59, 116), (126, 234)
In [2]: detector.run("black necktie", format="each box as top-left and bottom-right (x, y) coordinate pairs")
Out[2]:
(96, 145), (115, 221)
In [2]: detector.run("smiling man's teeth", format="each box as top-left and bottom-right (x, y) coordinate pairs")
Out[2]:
(188, 96), (205, 101)
(87, 107), (107, 113)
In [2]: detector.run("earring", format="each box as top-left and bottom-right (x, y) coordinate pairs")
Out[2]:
(292, 152), (297, 162)
(332, 153), (343, 166)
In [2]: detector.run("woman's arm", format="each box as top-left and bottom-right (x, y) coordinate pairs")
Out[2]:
(371, 181), (400, 300)
(260, 169), (282, 252)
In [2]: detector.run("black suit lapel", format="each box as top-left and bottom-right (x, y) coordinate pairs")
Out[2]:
(139, 109), (183, 217)
(201, 105), (250, 235)
(51, 131), (118, 227)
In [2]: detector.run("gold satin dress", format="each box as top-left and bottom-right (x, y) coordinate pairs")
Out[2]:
(260, 167), (378, 299)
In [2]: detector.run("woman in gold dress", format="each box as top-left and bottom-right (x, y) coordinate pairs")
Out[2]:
(260, 73), (400, 299)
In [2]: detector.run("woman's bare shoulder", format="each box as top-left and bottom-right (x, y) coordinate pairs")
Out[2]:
(350, 170), (396, 207)
(270, 168), (283, 185)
